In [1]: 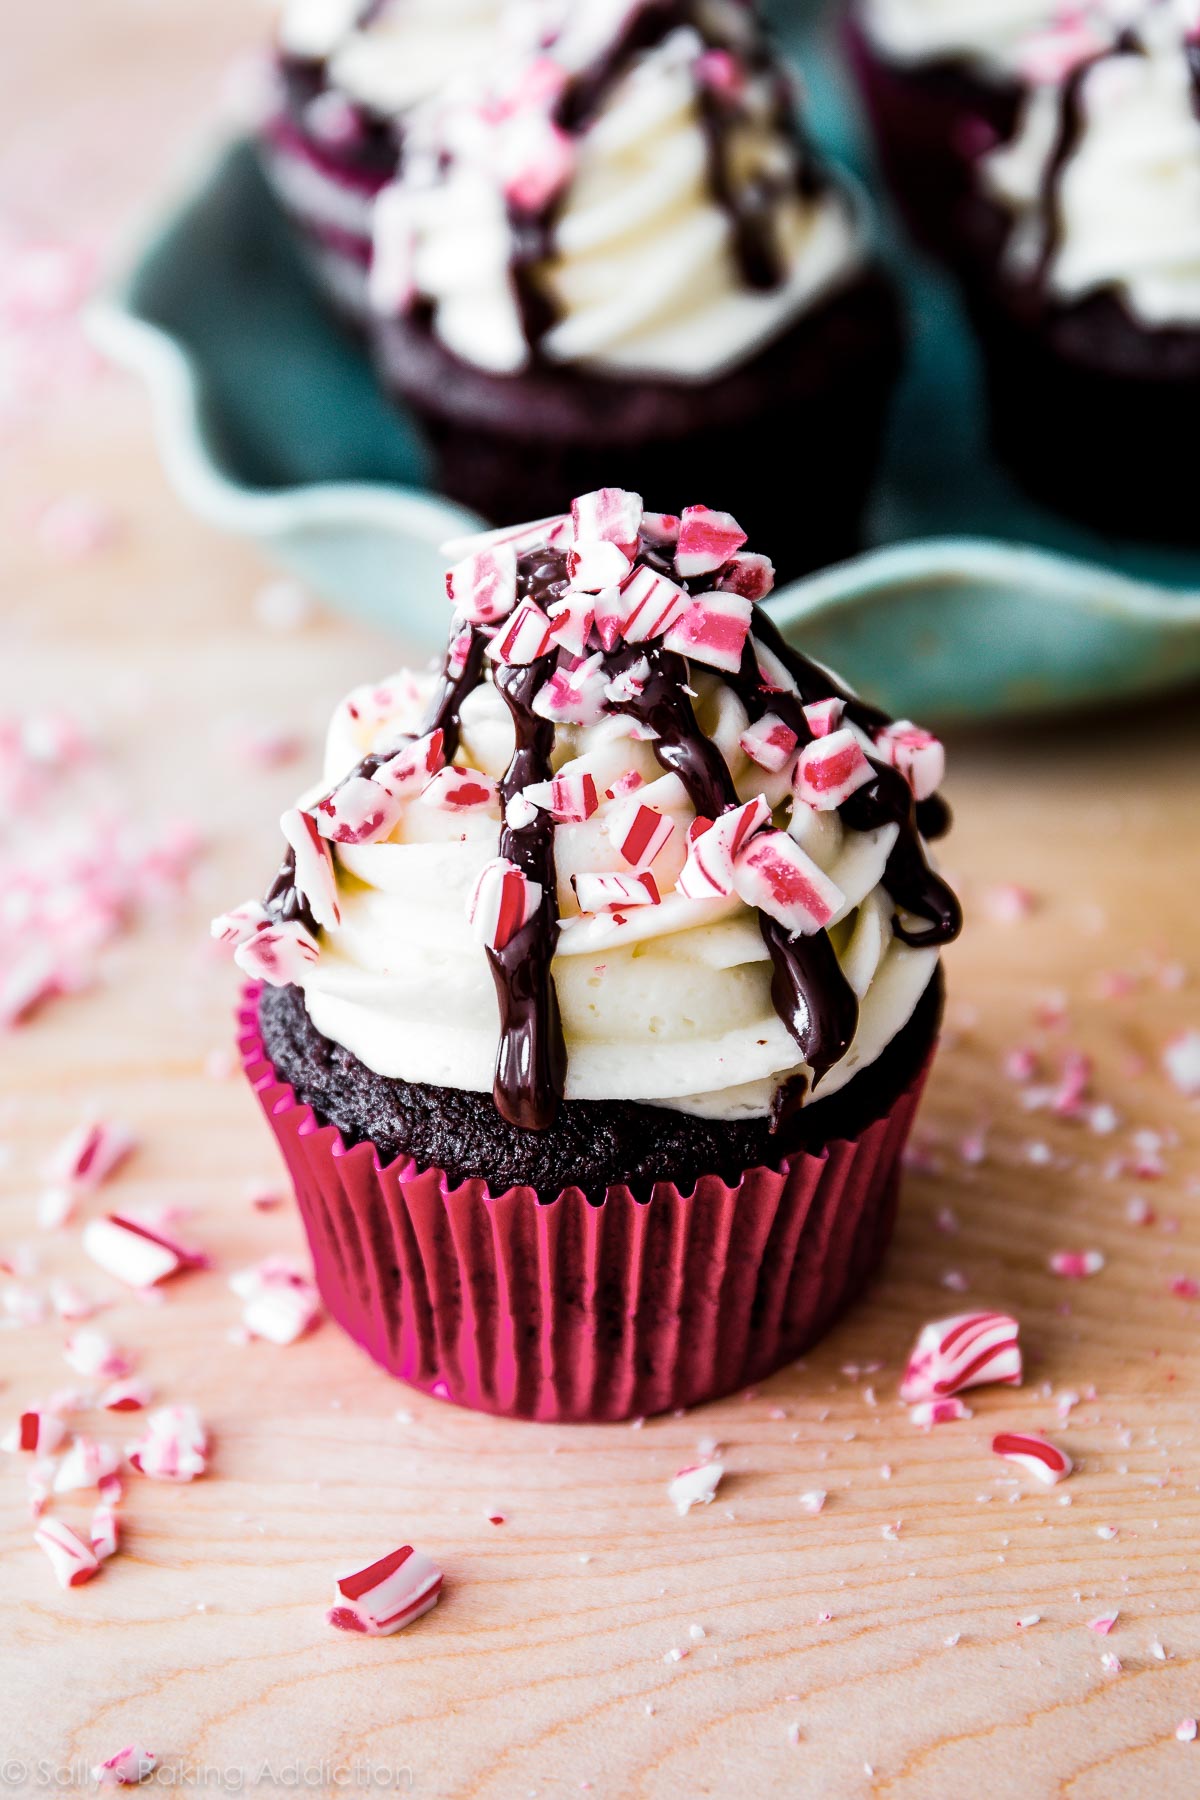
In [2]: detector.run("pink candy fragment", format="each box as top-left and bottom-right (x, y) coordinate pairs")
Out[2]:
(532, 653), (607, 727)
(467, 858), (542, 952)
(230, 1257), (322, 1345)
(328, 1544), (443, 1637)
(908, 1397), (973, 1429)
(572, 870), (661, 914)
(210, 899), (270, 950)
(313, 775), (402, 847)
(802, 698), (844, 739)
(127, 1404), (208, 1483)
(487, 598), (557, 665)
(546, 590), (595, 657)
(1163, 1029), (1200, 1097)
(740, 713), (799, 774)
(445, 544), (518, 623)
(419, 767), (498, 813)
(668, 1460), (724, 1515)
(674, 505), (747, 578)
(524, 771), (599, 824)
(676, 796), (771, 901)
(280, 808), (341, 930)
(371, 731), (446, 805)
(794, 729), (873, 812)
(44, 1118), (136, 1191)
(83, 1214), (204, 1289)
(91, 1746), (157, 1788)
(732, 831), (844, 936)
(90, 1501), (120, 1563)
(716, 551), (775, 601)
(874, 721), (945, 803)
(992, 1431), (1073, 1486)
(1048, 1249), (1105, 1279)
(608, 802), (675, 872)
(571, 487), (642, 559)
(663, 592), (753, 674)
(619, 564), (691, 643)
(99, 1378), (151, 1413)
(568, 539), (632, 594)
(64, 1329), (135, 1381)
(35, 1517), (101, 1588)
(53, 1435), (121, 1495)
(899, 1312), (1022, 1404)
(234, 919), (319, 987)
(2, 1408), (66, 1455)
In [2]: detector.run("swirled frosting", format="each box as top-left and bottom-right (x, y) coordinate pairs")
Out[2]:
(857, 0), (1060, 73)
(983, 8), (1200, 324)
(218, 492), (959, 1129)
(369, 1), (865, 380)
(278, 0), (508, 118)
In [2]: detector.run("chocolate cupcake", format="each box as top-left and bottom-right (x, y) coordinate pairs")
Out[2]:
(958, 5), (1200, 538)
(260, 0), (508, 320)
(366, 1), (903, 575)
(218, 488), (961, 1421)
(843, 0), (1051, 256)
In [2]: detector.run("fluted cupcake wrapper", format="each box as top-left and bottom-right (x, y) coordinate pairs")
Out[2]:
(240, 988), (931, 1422)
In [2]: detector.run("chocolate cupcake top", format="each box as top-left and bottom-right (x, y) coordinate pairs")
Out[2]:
(982, 0), (1200, 322)
(217, 491), (960, 1132)
(368, 0), (868, 378)
(277, 0), (509, 123)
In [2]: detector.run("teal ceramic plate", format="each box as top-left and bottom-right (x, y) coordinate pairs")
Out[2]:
(91, 13), (1200, 721)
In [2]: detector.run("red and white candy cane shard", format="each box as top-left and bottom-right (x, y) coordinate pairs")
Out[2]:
(1164, 1028), (1200, 1097)
(607, 769), (645, 801)
(676, 795), (771, 900)
(35, 1517), (101, 1588)
(571, 487), (643, 558)
(99, 1378), (151, 1412)
(1048, 1249), (1105, 1279)
(591, 585), (627, 652)
(716, 551), (775, 601)
(90, 1501), (120, 1563)
(641, 510), (681, 547)
(234, 919), (319, 988)
(64, 1329), (135, 1381)
(908, 1397), (973, 1429)
(486, 598), (557, 666)
(445, 542), (518, 624)
(372, 729), (446, 803)
(533, 653), (607, 726)
(992, 1432), (1073, 1486)
(794, 729), (873, 812)
(83, 1214), (203, 1290)
(572, 869), (662, 914)
(2, 1408), (66, 1455)
(898, 1312), (1023, 1404)
(128, 1404), (208, 1483)
(91, 1745), (158, 1788)
(608, 801), (675, 873)
(314, 775), (402, 846)
(619, 563), (691, 643)
(467, 859), (542, 952)
(505, 791), (539, 831)
(874, 721), (946, 803)
(663, 592), (753, 674)
(210, 899), (270, 949)
(53, 1435), (121, 1495)
(44, 1118), (136, 1190)
(739, 712), (799, 773)
(802, 697), (845, 739)
(523, 771), (599, 824)
(733, 831), (844, 936)
(546, 590), (595, 657)
(668, 1460), (724, 1516)
(604, 655), (652, 705)
(328, 1544), (443, 1637)
(230, 1257), (323, 1346)
(419, 766), (498, 812)
(281, 807), (341, 930)
(568, 537), (632, 595)
(674, 505), (747, 578)
(440, 512), (570, 566)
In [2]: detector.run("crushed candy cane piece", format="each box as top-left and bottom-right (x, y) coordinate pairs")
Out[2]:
(234, 919), (319, 987)
(619, 564), (691, 643)
(674, 505), (747, 577)
(35, 1517), (100, 1588)
(1163, 1029), (1200, 1096)
(545, 590), (595, 656)
(899, 1312), (1022, 1403)
(2, 1408), (66, 1455)
(524, 771), (599, 824)
(740, 713), (798, 773)
(419, 766), (498, 812)
(44, 1118), (136, 1190)
(908, 1397), (973, 1429)
(230, 1257), (322, 1345)
(573, 870), (661, 914)
(327, 1544), (443, 1637)
(604, 655), (652, 704)
(486, 598), (556, 664)
(802, 698), (844, 738)
(571, 487), (642, 558)
(794, 729), (873, 812)
(64, 1329), (134, 1381)
(1177, 1720), (1198, 1744)
(663, 592), (753, 674)
(716, 551), (774, 600)
(53, 1435), (121, 1494)
(127, 1404), (207, 1483)
(733, 831), (844, 935)
(83, 1214), (203, 1289)
(445, 544), (517, 623)
(90, 1501), (120, 1562)
(1048, 1249), (1105, 1279)
(669, 1461), (724, 1515)
(210, 899), (270, 950)
(992, 1432), (1072, 1486)
(799, 1490), (826, 1514)
(1087, 1613), (1119, 1635)
(99, 1378), (151, 1412)
(533, 653), (607, 726)
(280, 808), (341, 931)
(676, 797), (770, 899)
(92, 1745), (157, 1788)
(467, 859), (542, 951)
(873, 721), (945, 802)
(313, 775), (402, 846)
(608, 801), (675, 872)
(371, 731), (446, 804)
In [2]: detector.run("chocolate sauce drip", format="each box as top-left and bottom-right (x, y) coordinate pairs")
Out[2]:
(1035, 30), (1143, 294)
(265, 848), (319, 938)
(1187, 36), (1200, 120)
(608, 643), (735, 819)
(763, 922), (859, 1118)
(420, 622), (488, 760)
(488, 659), (567, 1131)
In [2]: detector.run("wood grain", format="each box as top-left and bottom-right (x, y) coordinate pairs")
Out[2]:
(4, 6), (1200, 1796)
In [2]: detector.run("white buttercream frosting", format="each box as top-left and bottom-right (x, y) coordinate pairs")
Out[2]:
(858, 0), (1058, 74)
(292, 664), (938, 1122)
(369, 15), (866, 379)
(984, 10), (1200, 324)
(278, 0), (507, 118)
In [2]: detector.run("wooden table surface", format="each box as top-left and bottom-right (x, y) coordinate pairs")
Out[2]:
(4, 6), (1200, 1796)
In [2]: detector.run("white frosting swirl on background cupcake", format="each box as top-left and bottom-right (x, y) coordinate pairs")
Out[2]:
(984, 6), (1200, 323)
(278, 0), (508, 118)
(292, 665), (939, 1122)
(858, 0), (1060, 74)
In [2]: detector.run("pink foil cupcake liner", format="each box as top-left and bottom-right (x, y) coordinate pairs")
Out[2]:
(239, 988), (932, 1422)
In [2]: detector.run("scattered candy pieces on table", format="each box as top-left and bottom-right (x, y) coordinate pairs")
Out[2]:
(327, 1546), (443, 1637)
(669, 1462), (725, 1517)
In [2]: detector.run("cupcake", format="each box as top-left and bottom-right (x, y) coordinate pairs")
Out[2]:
(366, 1), (903, 575)
(260, 0), (509, 320)
(843, 0), (1052, 256)
(218, 489), (961, 1422)
(958, 2), (1200, 538)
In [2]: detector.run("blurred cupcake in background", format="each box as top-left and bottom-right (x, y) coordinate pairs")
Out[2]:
(367, 0), (903, 574)
(261, 0), (510, 320)
(957, 0), (1200, 538)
